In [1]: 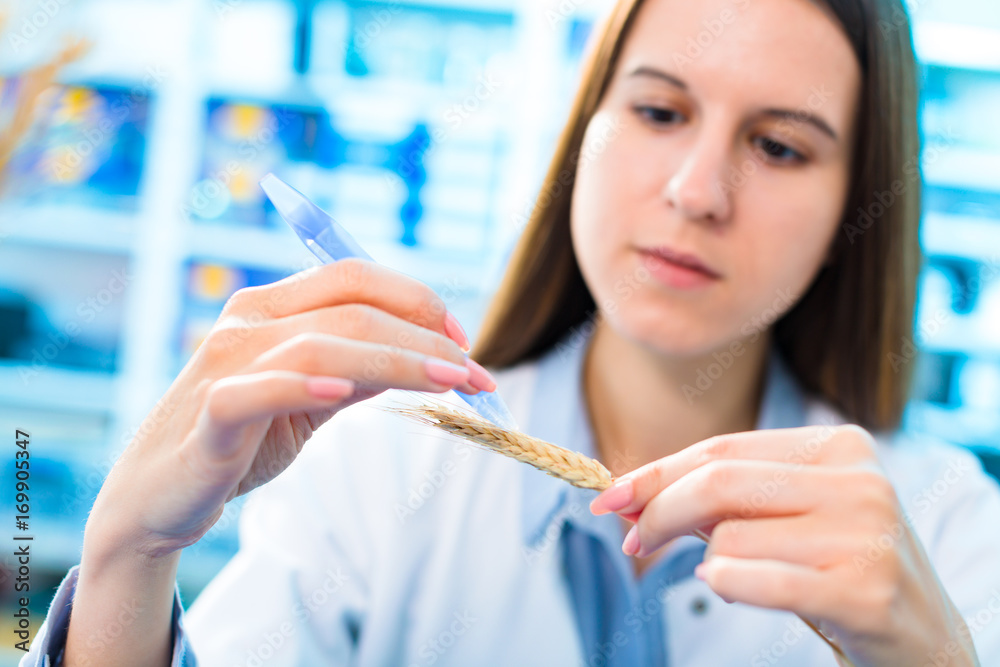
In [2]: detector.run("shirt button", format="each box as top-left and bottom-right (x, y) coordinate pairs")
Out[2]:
(690, 596), (709, 616)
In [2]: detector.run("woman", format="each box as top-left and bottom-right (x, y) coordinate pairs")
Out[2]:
(21, 0), (1000, 664)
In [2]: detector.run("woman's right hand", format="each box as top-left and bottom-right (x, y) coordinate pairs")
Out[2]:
(85, 258), (493, 560)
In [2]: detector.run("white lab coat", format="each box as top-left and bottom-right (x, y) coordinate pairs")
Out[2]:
(20, 335), (1000, 666)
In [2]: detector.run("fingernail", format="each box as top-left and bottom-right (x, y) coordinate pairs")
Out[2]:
(590, 478), (633, 515)
(694, 563), (707, 581)
(306, 377), (355, 400)
(622, 525), (640, 556)
(425, 358), (471, 386)
(454, 381), (481, 395)
(444, 312), (471, 352)
(465, 358), (497, 393)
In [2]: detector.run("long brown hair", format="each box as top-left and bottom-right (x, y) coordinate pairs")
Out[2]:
(473, 0), (921, 431)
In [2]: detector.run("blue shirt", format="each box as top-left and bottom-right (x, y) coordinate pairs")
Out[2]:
(19, 328), (1000, 665)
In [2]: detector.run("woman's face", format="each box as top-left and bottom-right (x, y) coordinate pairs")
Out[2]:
(571, 0), (861, 358)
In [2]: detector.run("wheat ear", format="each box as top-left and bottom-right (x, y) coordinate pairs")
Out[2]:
(386, 398), (856, 666)
(0, 32), (90, 188)
(387, 402), (614, 490)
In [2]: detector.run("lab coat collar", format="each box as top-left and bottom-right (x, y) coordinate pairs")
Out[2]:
(519, 320), (808, 550)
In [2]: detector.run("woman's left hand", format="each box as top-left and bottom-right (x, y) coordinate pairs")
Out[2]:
(589, 425), (979, 667)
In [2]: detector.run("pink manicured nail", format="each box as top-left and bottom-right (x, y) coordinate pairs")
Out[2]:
(454, 381), (481, 396)
(465, 358), (497, 393)
(694, 563), (707, 581)
(306, 377), (354, 400)
(590, 478), (633, 515)
(444, 312), (472, 352)
(425, 358), (471, 386)
(622, 525), (640, 556)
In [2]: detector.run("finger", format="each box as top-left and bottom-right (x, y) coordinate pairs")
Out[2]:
(247, 333), (473, 393)
(198, 371), (355, 459)
(591, 425), (862, 517)
(705, 516), (852, 569)
(695, 555), (833, 620)
(628, 461), (824, 557)
(253, 304), (493, 394)
(225, 259), (468, 348)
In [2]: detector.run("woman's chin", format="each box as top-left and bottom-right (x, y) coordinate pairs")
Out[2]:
(603, 308), (735, 360)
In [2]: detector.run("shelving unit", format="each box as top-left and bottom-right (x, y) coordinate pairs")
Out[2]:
(907, 22), (1000, 451)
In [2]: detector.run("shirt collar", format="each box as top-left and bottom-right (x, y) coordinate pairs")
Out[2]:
(520, 322), (809, 549)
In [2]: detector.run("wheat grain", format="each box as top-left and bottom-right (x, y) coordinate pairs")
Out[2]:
(387, 401), (614, 491)
(0, 18), (89, 189)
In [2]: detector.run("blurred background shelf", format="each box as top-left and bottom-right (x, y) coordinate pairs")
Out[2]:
(0, 362), (118, 413)
(184, 223), (318, 270)
(922, 213), (1000, 264)
(0, 205), (136, 255)
(914, 22), (1000, 72)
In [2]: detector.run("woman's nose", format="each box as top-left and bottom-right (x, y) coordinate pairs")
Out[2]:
(661, 133), (732, 224)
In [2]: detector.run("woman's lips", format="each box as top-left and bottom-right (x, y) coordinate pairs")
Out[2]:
(638, 246), (722, 289)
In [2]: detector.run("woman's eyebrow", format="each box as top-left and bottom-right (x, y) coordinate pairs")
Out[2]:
(626, 65), (839, 143)
(627, 65), (688, 90)
(758, 108), (839, 142)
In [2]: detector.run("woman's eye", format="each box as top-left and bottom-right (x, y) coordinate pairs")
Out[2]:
(634, 105), (683, 125)
(753, 136), (805, 164)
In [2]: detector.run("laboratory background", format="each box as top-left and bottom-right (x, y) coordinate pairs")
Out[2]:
(0, 0), (999, 663)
